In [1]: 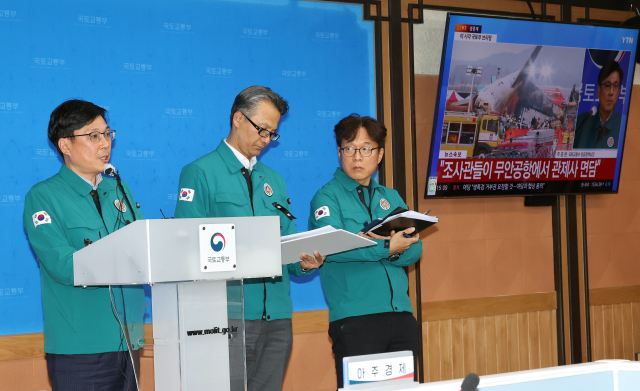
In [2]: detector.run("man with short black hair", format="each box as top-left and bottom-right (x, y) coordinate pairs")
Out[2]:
(308, 114), (422, 390)
(24, 99), (145, 390)
(574, 59), (624, 149)
(175, 85), (324, 391)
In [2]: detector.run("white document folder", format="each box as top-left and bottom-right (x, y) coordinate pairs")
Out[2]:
(280, 226), (376, 265)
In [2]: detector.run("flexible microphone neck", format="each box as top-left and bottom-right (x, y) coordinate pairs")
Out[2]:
(103, 163), (136, 222)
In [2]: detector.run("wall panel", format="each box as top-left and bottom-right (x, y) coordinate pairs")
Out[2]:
(589, 286), (640, 362)
(421, 292), (557, 382)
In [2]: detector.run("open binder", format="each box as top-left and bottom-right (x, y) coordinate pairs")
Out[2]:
(280, 226), (375, 264)
(360, 207), (438, 237)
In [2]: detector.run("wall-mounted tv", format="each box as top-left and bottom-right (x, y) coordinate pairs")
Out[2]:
(424, 14), (638, 197)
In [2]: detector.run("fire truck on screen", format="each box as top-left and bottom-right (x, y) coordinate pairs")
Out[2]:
(440, 91), (578, 159)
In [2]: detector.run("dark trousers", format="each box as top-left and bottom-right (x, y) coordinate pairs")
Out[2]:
(46, 350), (139, 391)
(245, 319), (293, 391)
(328, 312), (419, 389)
(229, 318), (293, 391)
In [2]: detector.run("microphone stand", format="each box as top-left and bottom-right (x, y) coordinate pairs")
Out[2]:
(113, 170), (137, 222)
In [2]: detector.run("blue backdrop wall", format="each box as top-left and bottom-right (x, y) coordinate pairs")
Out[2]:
(0, 0), (375, 335)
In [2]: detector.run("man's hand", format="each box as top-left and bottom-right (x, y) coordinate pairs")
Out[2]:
(300, 251), (325, 271)
(388, 227), (419, 255)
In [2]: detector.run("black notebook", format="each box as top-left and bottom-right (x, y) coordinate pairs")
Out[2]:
(360, 207), (438, 237)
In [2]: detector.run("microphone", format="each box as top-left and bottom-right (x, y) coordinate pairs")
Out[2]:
(102, 163), (137, 222)
(103, 163), (117, 176)
(461, 373), (479, 391)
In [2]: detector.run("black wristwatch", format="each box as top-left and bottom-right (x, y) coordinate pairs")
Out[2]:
(388, 253), (401, 262)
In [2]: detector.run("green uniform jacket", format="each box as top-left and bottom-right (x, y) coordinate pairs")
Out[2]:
(574, 109), (621, 149)
(308, 168), (423, 323)
(23, 164), (145, 355)
(174, 141), (310, 321)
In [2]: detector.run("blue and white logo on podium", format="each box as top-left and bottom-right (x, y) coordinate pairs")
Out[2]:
(198, 224), (236, 272)
(210, 232), (226, 252)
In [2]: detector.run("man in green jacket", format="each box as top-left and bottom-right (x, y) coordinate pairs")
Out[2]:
(308, 114), (422, 389)
(174, 85), (324, 391)
(23, 100), (145, 390)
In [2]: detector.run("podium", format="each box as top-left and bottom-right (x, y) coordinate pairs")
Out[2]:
(73, 217), (283, 391)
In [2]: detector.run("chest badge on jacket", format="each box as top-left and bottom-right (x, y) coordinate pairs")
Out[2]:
(114, 200), (127, 212)
(607, 137), (614, 147)
(380, 198), (390, 210)
(264, 183), (273, 197)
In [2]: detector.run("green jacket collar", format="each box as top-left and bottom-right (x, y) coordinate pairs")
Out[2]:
(333, 167), (381, 192)
(216, 140), (265, 174)
(58, 164), (96, 196)
(59, 164), (116, 196)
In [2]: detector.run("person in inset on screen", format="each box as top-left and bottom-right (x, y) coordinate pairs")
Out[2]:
(573, 59), (623, 149)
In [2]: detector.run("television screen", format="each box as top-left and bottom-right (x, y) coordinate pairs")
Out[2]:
(424, 14), (638, 197)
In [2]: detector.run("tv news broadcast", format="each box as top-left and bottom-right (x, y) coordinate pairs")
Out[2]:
(425, 14), (638, 197)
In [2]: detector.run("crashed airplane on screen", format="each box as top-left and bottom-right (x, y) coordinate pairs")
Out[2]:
(473, 45), (562, 119)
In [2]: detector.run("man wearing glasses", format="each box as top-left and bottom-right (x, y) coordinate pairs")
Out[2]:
(175, 85), (324, 391)
(307, 114), (422, 389)
(574, 59), (624, 149)
(23, 99), (145, 390)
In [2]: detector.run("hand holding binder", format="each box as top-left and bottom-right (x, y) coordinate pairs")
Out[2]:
(360, 207), (438, 237)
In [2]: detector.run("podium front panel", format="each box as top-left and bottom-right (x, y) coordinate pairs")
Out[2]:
(74, 221), (151, 285)
(150, 283), (181, 391)
(227, 279), (246, 391)
(147, 216), (282, 282)
(153, 281), (246, 391)
(74, 216), (282, 286)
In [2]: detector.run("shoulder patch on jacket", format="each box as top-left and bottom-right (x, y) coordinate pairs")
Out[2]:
(32, 211), (52, 227)
(179, 188), (194, 202)
(314, 206), (330, 220)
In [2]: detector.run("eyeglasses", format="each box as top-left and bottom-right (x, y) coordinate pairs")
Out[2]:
(340, 146), (381, 157)
(241, 112), (280, 141)
(600, 82), (620, 92)
(64, 130), (116, 143)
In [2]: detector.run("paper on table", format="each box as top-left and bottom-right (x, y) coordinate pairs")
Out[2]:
(280, 226), (375, 265)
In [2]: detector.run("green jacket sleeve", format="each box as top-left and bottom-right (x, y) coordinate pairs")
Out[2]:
(278, 185), (311, 277)
(308, 190), (389, 263)
(23, 189), (76, 286)
(288, 261), (312, 277)
(385, 239), (422, 267)
(174, 164), (209, 218)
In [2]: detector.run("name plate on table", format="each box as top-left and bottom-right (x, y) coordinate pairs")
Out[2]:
(342, 350), (415, 389)
(198, 224), (237, 272)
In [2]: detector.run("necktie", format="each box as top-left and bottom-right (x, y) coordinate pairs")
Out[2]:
(89, 189), (103, 218)
(240, 168), (254, 215)
(241, 168), (263, 318)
